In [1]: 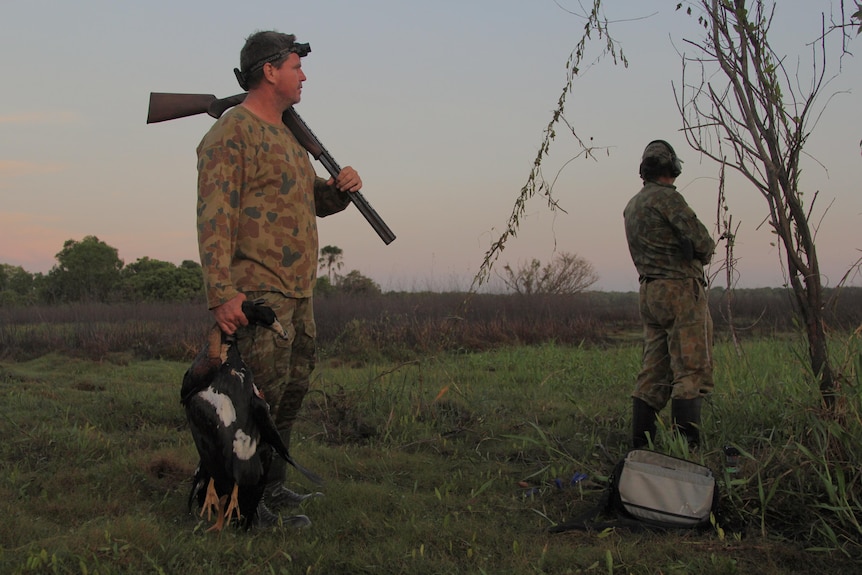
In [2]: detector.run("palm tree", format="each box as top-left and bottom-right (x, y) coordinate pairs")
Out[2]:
(318, 245), (344, 284)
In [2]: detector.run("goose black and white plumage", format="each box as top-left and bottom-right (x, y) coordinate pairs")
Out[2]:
(180, 300), (323, 531)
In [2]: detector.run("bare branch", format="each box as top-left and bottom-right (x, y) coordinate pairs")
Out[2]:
(674, 0), (857, 406)
(470, 0), (627, 292)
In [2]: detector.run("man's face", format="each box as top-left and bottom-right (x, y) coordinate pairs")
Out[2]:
(272, 53), (306, 106)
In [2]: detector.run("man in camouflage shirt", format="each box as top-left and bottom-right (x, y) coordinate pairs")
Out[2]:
(197, 30), (363, 527)
(623, 140), (715, 448)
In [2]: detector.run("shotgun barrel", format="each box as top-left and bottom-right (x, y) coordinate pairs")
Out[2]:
(282, 108), (396, 245)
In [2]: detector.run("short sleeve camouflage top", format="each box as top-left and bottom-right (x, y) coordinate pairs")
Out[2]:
(623, 181), (715, 281)
(196, 107), (349, 308)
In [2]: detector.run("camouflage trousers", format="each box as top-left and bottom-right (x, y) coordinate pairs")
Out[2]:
(235, 291), (316, 443)
(632, 278), (714, 411)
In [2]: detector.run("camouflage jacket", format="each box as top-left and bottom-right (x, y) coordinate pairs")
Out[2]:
(196, 106), (351, 308)
(623, 181), (715, 282)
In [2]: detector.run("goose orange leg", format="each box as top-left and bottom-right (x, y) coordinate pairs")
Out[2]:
(222, 484), (242, 526)
(199, 478), (220, 522)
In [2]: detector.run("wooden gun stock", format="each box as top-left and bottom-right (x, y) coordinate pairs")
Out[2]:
(146, 92), (247, 123)
(146, 92), (395, 245)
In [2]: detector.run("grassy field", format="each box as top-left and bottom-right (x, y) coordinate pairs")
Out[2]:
(2, 333), (861, 574)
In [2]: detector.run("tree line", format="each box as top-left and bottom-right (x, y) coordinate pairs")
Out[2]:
(0, 236), (384, 307)
(1, 236), (204, 306)
(2, 233), (603, 307)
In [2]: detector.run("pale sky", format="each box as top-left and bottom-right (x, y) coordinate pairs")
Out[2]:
(2, 0), (859, 292)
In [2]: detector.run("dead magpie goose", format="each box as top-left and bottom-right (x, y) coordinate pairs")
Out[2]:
(180, 299), (323, 531)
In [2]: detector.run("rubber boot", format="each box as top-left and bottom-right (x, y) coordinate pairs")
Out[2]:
(263, 428), (324, 510)
(252, 501), (312, 530)
(252, 501), (281, 529)
(632, 397), (658, 449)
(671, 397), (703, 447)
(266, 458), (287, 495)
(267, 484), (324, 509)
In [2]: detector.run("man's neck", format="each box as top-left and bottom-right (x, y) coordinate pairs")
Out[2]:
(240, 90), (288, 125)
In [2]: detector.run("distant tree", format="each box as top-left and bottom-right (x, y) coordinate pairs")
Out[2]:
(0, 263), (36, 306)
(314, 274), (337, 297)
(500, 252), (598, 295)
(338, 270), (381, 295)
(41, 236), (123, 303)
(174, 259), (207, 302)
(118, 257), (204, 302)
(319, 245), (344, 283)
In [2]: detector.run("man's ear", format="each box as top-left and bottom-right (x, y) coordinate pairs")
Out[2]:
(260, 62), (278, 85)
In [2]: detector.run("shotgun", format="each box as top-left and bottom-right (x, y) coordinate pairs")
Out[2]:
(147, 92), (395, 245)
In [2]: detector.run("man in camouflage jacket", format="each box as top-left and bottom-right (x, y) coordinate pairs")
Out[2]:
(196, 30), (363, 527)
(623, 140), (715, 448)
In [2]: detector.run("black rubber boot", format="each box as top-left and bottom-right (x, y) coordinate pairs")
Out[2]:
(266, 459), (287, 493)
(252, 501), (281, 529)
(263, 427), (324, 510)
(632, 397), (658, 449)
(266, 485), (324, 509)
(671, 397), (703, 447)
(252, 501), (312, 530)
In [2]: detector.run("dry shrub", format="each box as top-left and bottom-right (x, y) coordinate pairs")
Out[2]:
(1, 288), (860, 362)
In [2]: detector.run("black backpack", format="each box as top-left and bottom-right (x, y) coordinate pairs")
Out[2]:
(550, 449), (719, 533)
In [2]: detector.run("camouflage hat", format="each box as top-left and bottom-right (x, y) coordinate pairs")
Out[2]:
(641, 140), (683, 177)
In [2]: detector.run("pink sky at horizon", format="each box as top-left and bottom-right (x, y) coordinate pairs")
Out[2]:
(2, 0), (859, 293)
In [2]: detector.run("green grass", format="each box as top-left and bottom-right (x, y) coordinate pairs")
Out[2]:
(1, 337), (860, 574)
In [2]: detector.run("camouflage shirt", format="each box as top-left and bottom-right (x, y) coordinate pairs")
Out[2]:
(197, 106), (351, 308)
(623, 181), (715, 282)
